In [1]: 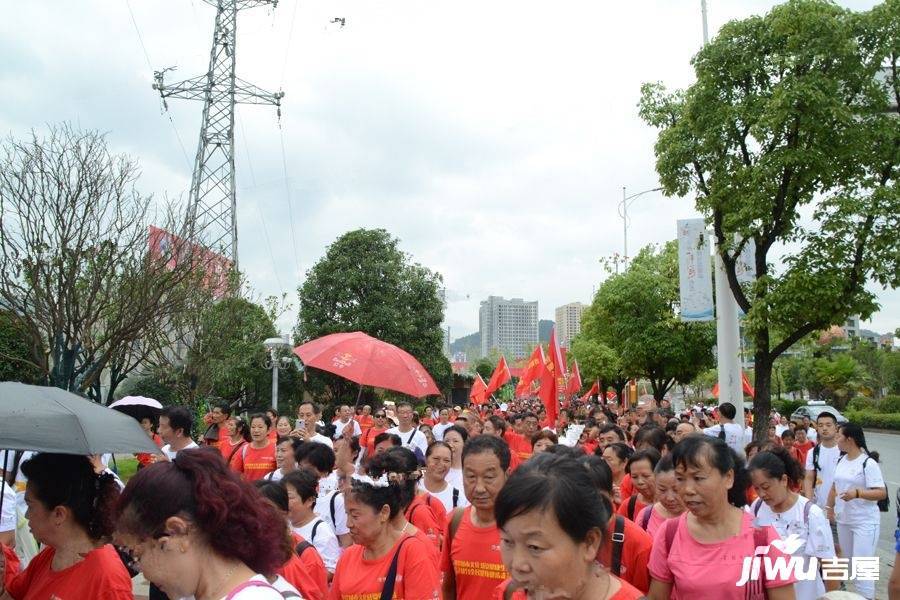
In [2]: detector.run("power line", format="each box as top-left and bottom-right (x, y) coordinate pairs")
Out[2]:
(124, 0), (192, 170)
(279, 128), (302, 278)
(254, 202), (287, 296)
(279, 0), (301, 88)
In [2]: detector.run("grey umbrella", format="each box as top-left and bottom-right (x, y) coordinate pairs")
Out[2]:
(0, 382), (161, 454)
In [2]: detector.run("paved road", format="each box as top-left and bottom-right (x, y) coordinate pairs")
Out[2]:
(864, 431), (898, 599)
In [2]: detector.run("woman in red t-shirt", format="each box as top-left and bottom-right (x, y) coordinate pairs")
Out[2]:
(493, 452), (645, 600)
(601, 442), (633, 510)
(360, 411), (388, 458)
(135, 416), (164, 469)
(329, 469), (440, 599)
(1, 454), (132, 600)
(220, 417), (251, 469)
(616, 449), (659, 522)
(233, 414), (277, 482)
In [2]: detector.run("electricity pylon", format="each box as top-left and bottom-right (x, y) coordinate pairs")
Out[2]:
(153, 0), (284, 270)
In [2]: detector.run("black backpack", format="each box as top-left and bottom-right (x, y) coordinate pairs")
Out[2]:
(862, 457), (890, 513)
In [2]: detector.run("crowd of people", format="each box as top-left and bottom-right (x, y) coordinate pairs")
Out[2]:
(0, 394), (893, 600)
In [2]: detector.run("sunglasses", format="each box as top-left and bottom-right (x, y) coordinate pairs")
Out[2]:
(375, 414), (386, 418)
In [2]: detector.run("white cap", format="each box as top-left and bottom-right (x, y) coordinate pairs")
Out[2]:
(500, 403), (508, 412)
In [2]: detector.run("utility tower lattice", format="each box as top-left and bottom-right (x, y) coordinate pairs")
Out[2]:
(153, 0), (284, 270)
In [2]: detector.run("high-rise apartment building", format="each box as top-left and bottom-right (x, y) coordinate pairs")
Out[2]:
(479, 296), (538, 359)
(555, 302), (585, 348)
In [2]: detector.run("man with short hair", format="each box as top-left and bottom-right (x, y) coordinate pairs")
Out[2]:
(673, 421), (696, 443)
(294, 401), (334, 448)
(802, 415), (818, 443)
(202, 400), (230, 448)
(701, 402), (748, 456)
(331, 404), (361, 440)
(803, 412), (841, 510)
(441, 435), (511, 600)
(373, 432), (401, 455)
(385, 401), (428, 456)
(157, 406), (198, 460)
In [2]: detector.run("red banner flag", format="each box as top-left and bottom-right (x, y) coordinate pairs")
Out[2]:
(712, 372), (755, 399)
(539, 328), (564, 423)
(515, 345), (545, 398)
(565, 359), (583, 396)
(579, 379), (599, 402)
(470, 374), (488, 405)
(485, 355), (512, 397)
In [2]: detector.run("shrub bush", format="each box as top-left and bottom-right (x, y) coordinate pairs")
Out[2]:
(773, 399), (806, 417)
(845, 411), (900, 430)
(847, 397), (877, 412)
(877, 395), (900, 413)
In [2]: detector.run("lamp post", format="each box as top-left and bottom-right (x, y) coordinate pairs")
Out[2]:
(263, 336), (292, 412)
(618, 186), (663, 269)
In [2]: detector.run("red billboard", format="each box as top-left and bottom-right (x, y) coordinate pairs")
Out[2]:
(148, 226), (232, 297)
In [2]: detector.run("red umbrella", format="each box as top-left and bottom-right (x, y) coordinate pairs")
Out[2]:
(293, 332), (440, 398)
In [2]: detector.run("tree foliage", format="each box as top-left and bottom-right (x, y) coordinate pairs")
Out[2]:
(0, 310), (43, 384)
(295, 229), (451, 405)
(581, 241), (716, 400)
(0, 125), (217, 402)
(639, 0), (900, 438)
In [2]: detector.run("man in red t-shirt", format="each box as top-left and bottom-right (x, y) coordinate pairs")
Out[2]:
(441, 435), (511, 600)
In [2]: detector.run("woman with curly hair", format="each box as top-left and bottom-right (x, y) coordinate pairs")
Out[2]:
(115, 446), (289, 599)
(0, 453), (131, 600)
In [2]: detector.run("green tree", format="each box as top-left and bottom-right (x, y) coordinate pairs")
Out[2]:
(295, 229), (451, 405)
(639, 0), (900, 439)
(0, 310), (43, 383)
(185, 297), (279, 407)
(586, 242), (716, 401)
(570, 335), (629, 401)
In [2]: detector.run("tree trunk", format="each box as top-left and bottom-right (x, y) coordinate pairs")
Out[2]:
(752, 348), (773, 443)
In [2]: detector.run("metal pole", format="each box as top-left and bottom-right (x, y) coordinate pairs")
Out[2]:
(622, 186), (628, 265)
(701, 0), (709, 44)
(714, 251), (743, 407)
(271, 357), (279, 412)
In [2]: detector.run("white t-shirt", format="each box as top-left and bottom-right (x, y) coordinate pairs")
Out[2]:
(1, 483), (16, 533)
(418, 481), (469, 512)
(161, 440), (199, 460)
(446, 467), (464, 492)
(432, 422), (453, 441)
(803, 443), (841, 509)
(314, 475), (349, 537)
(293, 517), (341, 573)
(775, 424), (789, 436)
(216, 575), (284, 599)
(703, 423), (748, 456)
(332, 418), (361, 439)
(751, 496), (834, 600)
(806, 427), (818, 444)
(833, 453), (884, 525)
(263, 469), (286, 482)
(307, 433), (334, 449)
(386, 426), (428, 456)
(1, 450), (33, 513)
(270, 575), (302, 598)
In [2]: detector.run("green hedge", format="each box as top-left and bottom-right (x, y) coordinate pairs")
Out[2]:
(877, 395), (900, 413)
(845, 410), (900, 430)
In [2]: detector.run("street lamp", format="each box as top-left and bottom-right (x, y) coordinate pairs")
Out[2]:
(263, 336), (292, 412)
(618, 186), (663, 269)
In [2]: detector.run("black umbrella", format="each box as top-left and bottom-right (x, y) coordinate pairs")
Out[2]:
(0, 382), (160, 455)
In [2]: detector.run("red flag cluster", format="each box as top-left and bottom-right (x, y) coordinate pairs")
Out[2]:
(469, 327), (598, 422)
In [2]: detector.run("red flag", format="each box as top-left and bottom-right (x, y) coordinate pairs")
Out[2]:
(579, 379), (599, 402)
(565, 359), (583, 396)
(712, 372), (755, 399)
(539, 328), (564, 423)
(515, 345), (545, 397)
(469, 374), (488, 405)
(485, 356), (512, 397)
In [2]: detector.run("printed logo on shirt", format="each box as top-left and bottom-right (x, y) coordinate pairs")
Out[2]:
(736, 547), (879, 586)
(453, 559), (509, 580)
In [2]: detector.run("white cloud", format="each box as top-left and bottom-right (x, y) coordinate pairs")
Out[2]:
(1, 0), (895, 340)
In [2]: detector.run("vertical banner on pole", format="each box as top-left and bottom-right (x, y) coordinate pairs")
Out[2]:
(677, 219), (714, 321)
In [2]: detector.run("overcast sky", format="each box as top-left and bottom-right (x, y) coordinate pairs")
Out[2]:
(2, 0), (896, 340)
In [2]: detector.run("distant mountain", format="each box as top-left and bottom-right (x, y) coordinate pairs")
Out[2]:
(450, 331), (480, 356)
(539, 319), (554, 343)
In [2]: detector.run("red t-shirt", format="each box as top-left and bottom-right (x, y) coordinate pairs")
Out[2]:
(597, 516), (653, 593)
(791, 440), (814, 468)
(7, 544), (132, 600)
(135, 433), (163, 467)
(361, 427), (387, 456)
(617, 495), (649, 523)
(441, 507), (509, 600)
(407, 494), (446, 552)
(493, 574), (645, 599)
(328, 535), (440, 600)
(233, 441), (277, 481)
(2, 544), (20, 589)
(356, 415), (374, 434)
(279, 533), (328, 600)
(503, 431), (532, 462)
